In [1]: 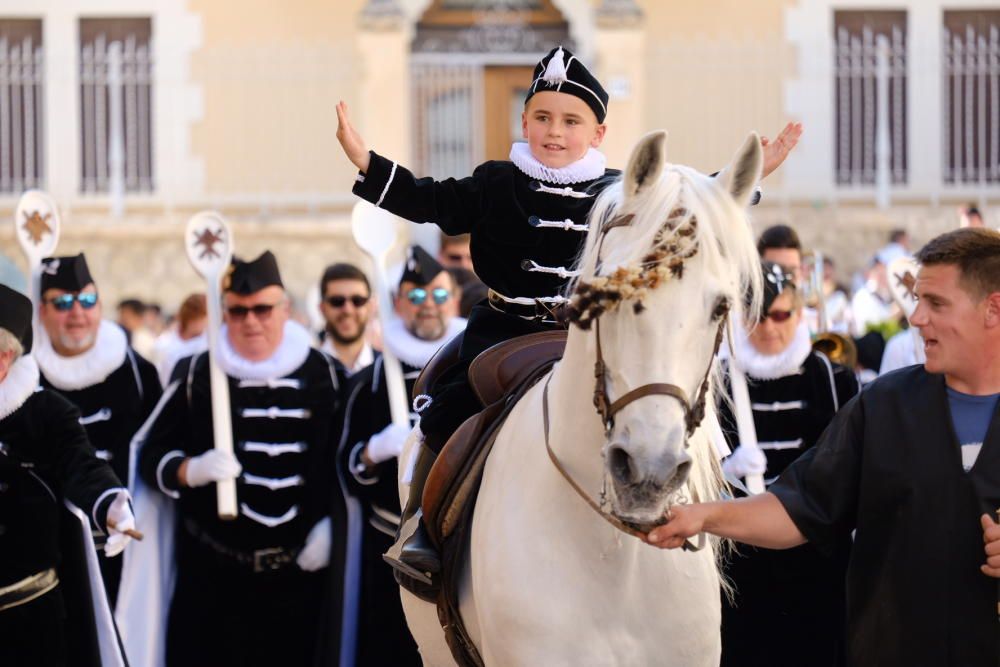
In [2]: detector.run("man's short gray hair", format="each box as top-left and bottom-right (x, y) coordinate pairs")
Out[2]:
(0, 327), (24, 360)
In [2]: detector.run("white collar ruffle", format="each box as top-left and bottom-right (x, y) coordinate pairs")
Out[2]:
(732, 320), (813, 381)
(34, 320), (128, 391)
(0, 355), (40, 420)
(382, 316), (467, 369)
(509, 142), (607, 185)
(217, 320), (312, 381)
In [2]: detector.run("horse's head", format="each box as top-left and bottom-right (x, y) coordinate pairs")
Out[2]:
(564, 130), (763, 531)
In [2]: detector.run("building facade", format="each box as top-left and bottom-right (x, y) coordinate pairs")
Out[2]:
(0, 0), (998, 310)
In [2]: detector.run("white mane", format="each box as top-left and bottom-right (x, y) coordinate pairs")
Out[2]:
(569, 164), (762, 322)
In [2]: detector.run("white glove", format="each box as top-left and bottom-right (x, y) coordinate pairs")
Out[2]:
(365, 423), (411, 465)
(296, 517), (332, 572)
(721, 445), (768, 481)
(104, 491), (135, 557)
(184, 449), (243, 488)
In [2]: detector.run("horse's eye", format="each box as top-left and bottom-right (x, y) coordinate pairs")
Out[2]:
(711, 296), (730, 321)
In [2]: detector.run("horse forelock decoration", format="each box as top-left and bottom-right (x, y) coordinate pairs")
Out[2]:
(399, 130), (764, 667)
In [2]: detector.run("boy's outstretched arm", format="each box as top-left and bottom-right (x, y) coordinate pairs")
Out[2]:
(336, 101), (371, 174)
(760, 121), (803, 179)
(643, 492), (807, 550)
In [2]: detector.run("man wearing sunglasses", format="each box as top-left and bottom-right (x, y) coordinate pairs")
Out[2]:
(334, 245), (465, 666)
(715, 261), (859, 667)
(34, 253), (161, 608)
(318, 262), (375, 376)
(130, 250), (350, 667)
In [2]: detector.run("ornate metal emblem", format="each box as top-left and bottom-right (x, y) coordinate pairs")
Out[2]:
(21, 210), (52, 245)
(193, 227), (226, 260)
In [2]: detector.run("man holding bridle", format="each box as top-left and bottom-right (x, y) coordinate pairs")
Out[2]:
(648, 228), (1000, 665)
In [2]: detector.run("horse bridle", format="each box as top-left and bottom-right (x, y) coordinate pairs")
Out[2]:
(590, 213), (729, 439)
(541, 211), (728, 546)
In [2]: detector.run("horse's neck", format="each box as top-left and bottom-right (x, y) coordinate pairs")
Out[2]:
(546, 328), (607, 495)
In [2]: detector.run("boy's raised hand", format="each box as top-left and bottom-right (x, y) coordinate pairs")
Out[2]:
(760, 121), (803, 179)
(336, 101), (371, 174)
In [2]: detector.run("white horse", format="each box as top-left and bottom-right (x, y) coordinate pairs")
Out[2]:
(398, 130), (764, 666)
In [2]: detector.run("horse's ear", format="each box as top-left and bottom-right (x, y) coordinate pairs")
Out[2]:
(623, 130), (667, 201)
(717, 132), (763, 209)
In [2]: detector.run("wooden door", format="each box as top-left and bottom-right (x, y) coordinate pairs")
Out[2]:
(484, 66), (535, 162)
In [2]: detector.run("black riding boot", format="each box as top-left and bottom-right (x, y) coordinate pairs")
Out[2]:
(383, 442), (439, 585)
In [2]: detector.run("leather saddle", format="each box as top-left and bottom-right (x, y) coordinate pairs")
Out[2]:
(407, 329), (566, 667)
(418, 329), (567, 545)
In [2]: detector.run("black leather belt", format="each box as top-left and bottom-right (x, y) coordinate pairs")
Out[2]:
(0, 568), (59, 612)
(487, 289), (562, 324)
(183, 519), (299, 573)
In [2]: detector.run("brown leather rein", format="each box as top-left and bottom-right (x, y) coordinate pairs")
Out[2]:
(589, 213), (728, 439)
(540, 212), (727, 547)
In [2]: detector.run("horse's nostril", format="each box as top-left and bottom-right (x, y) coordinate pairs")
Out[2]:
(608, 445), (639, 486)
(674, 459), (693, 485)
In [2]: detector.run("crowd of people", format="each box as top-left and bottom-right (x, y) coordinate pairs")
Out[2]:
(1, 44), (998, 667)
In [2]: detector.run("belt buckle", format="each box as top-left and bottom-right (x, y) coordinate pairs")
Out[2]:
(253, 547), (290, 573)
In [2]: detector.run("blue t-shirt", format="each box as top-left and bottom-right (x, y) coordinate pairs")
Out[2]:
(947, 387), (1000, 471)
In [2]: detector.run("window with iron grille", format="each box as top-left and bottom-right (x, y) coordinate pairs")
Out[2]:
(79, 18), (153, 194)
(943, 11), (1000, 185)
(834, 11), (908, 186)
(0, 19), (44, 193)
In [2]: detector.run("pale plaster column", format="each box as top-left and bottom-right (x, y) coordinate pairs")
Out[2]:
(593, 0), (645, 169)
(357, 0), (411, 166)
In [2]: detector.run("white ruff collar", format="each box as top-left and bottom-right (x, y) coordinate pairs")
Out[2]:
(34, 320), (128, 391)
(217, 320), (312, 381)
(382, 316), (466, 369)
(0, 355), (40, 420)
(733, 320), (813, 380)
(509, 142), (607, 184)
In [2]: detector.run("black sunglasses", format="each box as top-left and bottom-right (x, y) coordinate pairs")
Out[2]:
(325, 295), (370, 308)
(227, 303), (279, 319)
(406, 287), (450, 306)
(761, 309), (794, 323)
(47, 292), (99, 311)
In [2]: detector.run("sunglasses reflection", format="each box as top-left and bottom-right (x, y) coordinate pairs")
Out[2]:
(406, 287), (450, 306)
(47, 293), (100, 311)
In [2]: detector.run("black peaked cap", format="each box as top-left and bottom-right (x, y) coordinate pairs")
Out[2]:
(400, 245), (445, 288)
(525, 46), (609, 123)
(0, 284), (33, 353)
(40, 254), (95, 294)
(760, 260), (796, 315)
(225, 251), (284, 294)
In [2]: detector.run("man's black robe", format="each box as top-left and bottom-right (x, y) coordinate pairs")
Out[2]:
(39, 346), (160, 605)
(1, 384), (125, 667)
(329, 354), (421, 666)
(770, 365), (1000, 665)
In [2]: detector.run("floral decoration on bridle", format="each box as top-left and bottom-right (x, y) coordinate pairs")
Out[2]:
(564, 208), (702, 330)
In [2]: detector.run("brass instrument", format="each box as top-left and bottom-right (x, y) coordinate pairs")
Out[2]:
(802, 250), (858, 369)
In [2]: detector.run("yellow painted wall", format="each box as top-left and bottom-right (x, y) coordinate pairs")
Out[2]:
(188, 0), (367, 196)
(636, 0), (797, 177)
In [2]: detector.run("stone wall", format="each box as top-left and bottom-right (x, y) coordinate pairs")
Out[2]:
(1, 198), (983, 318)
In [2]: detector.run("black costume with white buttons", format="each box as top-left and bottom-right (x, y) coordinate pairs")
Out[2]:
(353, 150), (619, 446)
(35, 325), (159, 606)
(138, 324), (347, 667)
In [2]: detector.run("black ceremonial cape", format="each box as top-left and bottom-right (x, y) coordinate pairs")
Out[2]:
(770, 365), (1000, 665)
